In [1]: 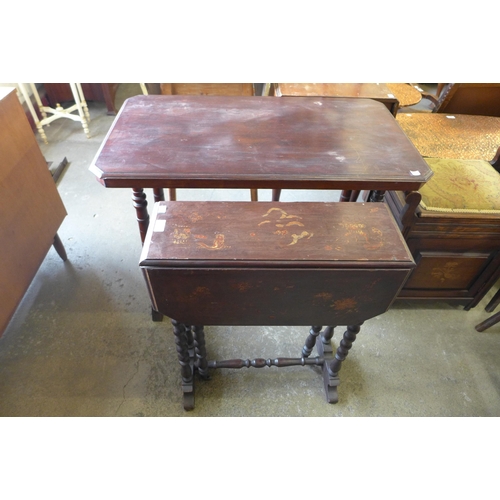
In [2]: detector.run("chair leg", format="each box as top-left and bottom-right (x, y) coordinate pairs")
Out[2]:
(53, 233), (68, 261)
(169, 188), (176, 201)
(485, 288), (500, 313)
(476, 311), (500, 332)
(250, 189), (258, 201)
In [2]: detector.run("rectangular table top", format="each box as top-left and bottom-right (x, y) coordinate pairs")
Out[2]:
(140, 201), (414, 326)
(140, 201), (414, 269)
(90, 95), (431, 191)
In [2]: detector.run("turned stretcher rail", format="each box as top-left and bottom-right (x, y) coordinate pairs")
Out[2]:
(208, 357), (324, 369)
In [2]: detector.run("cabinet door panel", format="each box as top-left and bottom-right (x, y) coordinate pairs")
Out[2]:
(404, 251), (492, 290)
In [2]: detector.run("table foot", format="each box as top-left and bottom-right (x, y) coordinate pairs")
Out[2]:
(475, 311), (500, 332)
(315, 327), (340, 403)
(323, 370), (340, 404)
(151, 308), (164, 322)
(182, 385), (195, 411)
(172, 320), (195, 410)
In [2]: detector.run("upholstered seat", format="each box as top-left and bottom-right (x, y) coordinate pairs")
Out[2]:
(418, 157), (500, 213)
(385, 155), (500, 310)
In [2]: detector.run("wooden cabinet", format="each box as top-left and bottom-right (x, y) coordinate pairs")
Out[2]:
(385, 190), (500, 309)
(0, 88), (67, 336)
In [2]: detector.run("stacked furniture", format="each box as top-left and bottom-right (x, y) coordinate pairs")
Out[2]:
(91, 95), (431, 409)
(385, 154), (500, 309)
(386, 102), (500, 309)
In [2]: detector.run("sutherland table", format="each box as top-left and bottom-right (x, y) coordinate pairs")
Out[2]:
(89, 95), (432, 243)
(140, 201), (415, 409)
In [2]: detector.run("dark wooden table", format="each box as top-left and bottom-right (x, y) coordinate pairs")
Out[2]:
(90, 95), (432, 243)
(140, 201), (415, 409)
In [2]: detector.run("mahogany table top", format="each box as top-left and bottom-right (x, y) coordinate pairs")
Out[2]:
(90, 95), (431, 192)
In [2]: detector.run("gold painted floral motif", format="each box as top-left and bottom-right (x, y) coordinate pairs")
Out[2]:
(260, 207), (311, 246)
(197, 233), (230, 250)
(338, 222), (384, 251)
(288, 231), (313, 246)
(189, 212), (203, 222)
(431, 262), (459, 282)
(173, 227), (191, 244)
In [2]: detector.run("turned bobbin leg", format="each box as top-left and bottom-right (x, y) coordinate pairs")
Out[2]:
(68, 83), (90, 138)
(172, 319), (195, 411)
(301, 326), (322, 358)
(131, 188), (150, 244)
(339, 190), (352, 202)
(153, 188), (165, 202)
(75, 83), (91, 122)
(133, 187), (163, 321)
(322, 323), (362, 403)
(321, 326), (335, 344)
(328, 324), (361, 374)
(192, 325), (210, 380)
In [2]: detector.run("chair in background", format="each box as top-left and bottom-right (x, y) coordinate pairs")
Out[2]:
(17, 83), (91, 144)
(417, 83), (500, 117)
(385, 87), (500, 317)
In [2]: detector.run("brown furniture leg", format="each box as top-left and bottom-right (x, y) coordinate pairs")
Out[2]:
(52, 233), (68, 261)
(339, 190), (352, 202)
(171, 320), (195, 410)
(475, 312), (500, 332)
(132, 188), (164, 321)
(153, 188), (165, 202)
(131, 188), (150, 244)
(101, 84), (118, 115)
(272, 188), (281, 201)
(485, 288), (500, 313)
(475, 287), (500, 332)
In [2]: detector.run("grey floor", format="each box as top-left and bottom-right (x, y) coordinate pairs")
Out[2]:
(1, 84), (500, 417)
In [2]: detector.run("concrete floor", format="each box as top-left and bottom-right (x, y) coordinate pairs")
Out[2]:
(1, 84), (500, 417)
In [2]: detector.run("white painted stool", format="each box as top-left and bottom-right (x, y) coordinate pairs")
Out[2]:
(17, 83), (90, 144)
